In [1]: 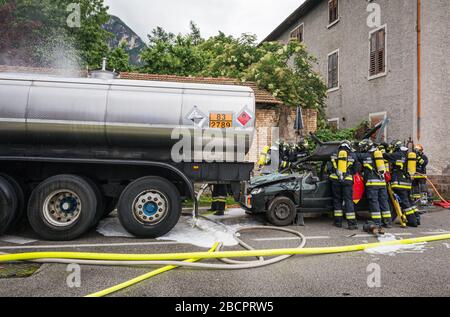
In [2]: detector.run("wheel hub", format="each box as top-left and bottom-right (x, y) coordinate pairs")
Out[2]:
(133, 190), (169, 225)
(274, 203), (290, 220)
(43, 190), (82, 227)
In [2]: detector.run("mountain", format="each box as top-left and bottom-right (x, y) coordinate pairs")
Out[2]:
(103, 15), (147, 66)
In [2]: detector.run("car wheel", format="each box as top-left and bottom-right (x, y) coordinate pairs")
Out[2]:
(27, 175), (97, 241)
(267, 196), (297, 227)
(117, 176), (181, 238)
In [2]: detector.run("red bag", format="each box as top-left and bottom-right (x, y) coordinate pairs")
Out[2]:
(353, 173), (365, 204)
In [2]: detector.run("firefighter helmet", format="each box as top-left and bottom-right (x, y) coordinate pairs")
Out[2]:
(359, 139), (374, 152)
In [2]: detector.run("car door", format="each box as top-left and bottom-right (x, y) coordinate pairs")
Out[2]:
(300, 172), (333, 212)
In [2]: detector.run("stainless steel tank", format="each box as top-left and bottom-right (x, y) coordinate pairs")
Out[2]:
(0, 73), (256, 162)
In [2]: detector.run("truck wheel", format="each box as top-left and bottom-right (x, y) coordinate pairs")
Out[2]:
(117, 176), (181, 238)
(0, 176), (18, 235)
(0, 174), (25, 231)
(27, 175), (97, 241)
(267, 196), (297, 227)
(81, 177), (105, 226)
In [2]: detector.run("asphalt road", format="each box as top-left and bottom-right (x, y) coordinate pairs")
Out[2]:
(0, 206), (450, 297)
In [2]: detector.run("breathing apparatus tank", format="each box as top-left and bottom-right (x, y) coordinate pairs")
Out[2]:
(258, 146), (271, 166)
(374, 150), (386, 174)
(337, 150), (348, 179)
(408, 151), (417, 175)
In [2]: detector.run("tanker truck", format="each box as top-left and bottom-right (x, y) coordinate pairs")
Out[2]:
(0, 71), (256, 240)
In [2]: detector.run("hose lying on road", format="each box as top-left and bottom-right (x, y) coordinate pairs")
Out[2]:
(0, 227), (307, 270)
(1, 233), (450, 264)
(85, 243), (220, 297)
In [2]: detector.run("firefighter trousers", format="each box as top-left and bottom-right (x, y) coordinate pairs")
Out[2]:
(392, 188), (419, 227)
(365, 186), (392, 226)
(331, 180), (356, 226)
(211, 184), (227, 212)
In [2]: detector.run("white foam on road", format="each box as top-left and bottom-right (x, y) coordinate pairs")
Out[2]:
(364, 234), (427, 256)
(96, 217), (135, 238)
(157, 209), (264, 248)
(96, 209), (264, 248)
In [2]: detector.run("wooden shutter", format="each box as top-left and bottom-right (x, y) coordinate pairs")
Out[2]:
(290, 25), (303, 42)
(328, 52), (338, 89)
(370, 28), (386, 76)
(377, 29), (386, 74)
(329, 0), (338, 24)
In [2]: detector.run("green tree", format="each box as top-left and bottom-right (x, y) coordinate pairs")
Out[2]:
(107, 41), (131, 72)
(140, 25), (207, 76)
(140, 24), (327, 113)
(0, 0), (111, 69)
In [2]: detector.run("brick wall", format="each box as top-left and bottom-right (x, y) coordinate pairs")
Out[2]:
(247, 107), (318, 163)
(427, 175), (450, 199)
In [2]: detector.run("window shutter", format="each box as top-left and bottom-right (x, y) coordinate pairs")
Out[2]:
(290, 25), (303, 42)
(328, 52), (338, 89)
(377, 29), (385, 73)
(370, 33), (377, 76)
(329, 0), (338, 23)
(370, 28), (386, 76)
(328, 54), (333, 88)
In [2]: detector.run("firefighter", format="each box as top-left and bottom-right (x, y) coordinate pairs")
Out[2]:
(329, 140), (358, 230)
(383, 140), (420, 227)
(412, 144), (429, 205)
(209, 184), (228, 216)
(357, 139), (392, 228)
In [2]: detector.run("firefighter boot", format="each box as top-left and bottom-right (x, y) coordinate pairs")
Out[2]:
(334, 210), (343, 228)
(347, 219), (358, 230)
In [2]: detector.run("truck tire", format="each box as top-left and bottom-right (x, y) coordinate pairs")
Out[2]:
(0, 176), (18, 235)
(81, 177), (105, 226)
(267, 196), (297, 227)
(0, 174), (26, 232)
(117, 176), (181, 238)
(27, 175), (97, 241)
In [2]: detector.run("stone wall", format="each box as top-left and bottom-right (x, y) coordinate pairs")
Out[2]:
(427, 175), (450, 199)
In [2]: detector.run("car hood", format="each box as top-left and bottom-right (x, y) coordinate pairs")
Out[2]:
(250, 173), (300, 188)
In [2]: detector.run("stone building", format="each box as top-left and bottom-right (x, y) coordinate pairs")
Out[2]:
(263, 0), (450, 194)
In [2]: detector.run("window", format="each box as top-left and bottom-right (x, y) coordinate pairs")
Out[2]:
(327, 50), (339, 91)
(369, 26), (387, 78)
(289, 24), (304, 43)
(328, 0), (339, 25)
(369, 112), (387, 142)
(328, 118), (339, 131)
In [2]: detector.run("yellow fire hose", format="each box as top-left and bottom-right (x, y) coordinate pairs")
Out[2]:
(1, 233), (450, 263)
(85, 243), (219, 298)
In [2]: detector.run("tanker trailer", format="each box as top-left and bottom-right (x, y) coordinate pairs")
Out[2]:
(0, 72), (256, 240)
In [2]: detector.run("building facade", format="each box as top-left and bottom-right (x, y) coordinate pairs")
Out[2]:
(264, 0), (450, 177)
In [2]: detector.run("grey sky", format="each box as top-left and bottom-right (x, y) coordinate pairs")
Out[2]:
(103, 0), (305, 43)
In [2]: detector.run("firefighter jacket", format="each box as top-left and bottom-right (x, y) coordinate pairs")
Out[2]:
(329, 151), (357, 184)
(416, 153), (429, 175)
(356, 152), (386, 188)
(383, 151), (412, 190)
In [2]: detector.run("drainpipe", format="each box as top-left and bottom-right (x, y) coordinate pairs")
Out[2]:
(417, 0), (422, 141)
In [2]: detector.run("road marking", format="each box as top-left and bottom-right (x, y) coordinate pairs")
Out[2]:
(421, 231), (450, 235)
(0, 241), (180, 250)
(347, 233), (413, 238)
(253, 236), (330, 242)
